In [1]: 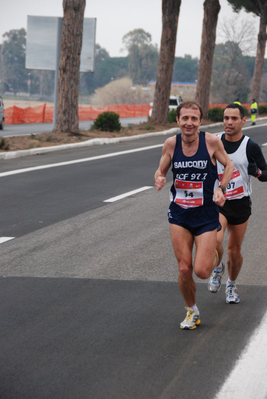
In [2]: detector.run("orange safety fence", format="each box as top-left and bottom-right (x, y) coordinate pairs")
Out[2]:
(209, 103), (251, 109)
(44, 106), (54, 123)
(6, 102), (261, 125)
(5, 104), (46, 125)
(5, 103), (152, 125)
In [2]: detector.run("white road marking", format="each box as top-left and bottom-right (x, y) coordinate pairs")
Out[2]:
(242, 122), (267, 130)
(215, 310), (267, 399)
(241, 123), (267, 146)
(0, 237), (15, 244)
(0, 144), (163, 178)
(104, 186), (153, 202)
(1, 127), (266, 178)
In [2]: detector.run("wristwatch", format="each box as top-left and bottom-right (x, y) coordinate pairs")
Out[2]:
(219, 185), (226, 194)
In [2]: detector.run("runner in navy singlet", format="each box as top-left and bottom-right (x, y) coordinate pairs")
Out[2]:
(208, 103), (267, 304)
(169, 130), (219, 236)
(154, 101), (234, 330)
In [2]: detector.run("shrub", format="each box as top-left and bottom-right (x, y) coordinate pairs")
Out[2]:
(0, 137), (9, 151)
(92, 112), (121, 132)
(242, 106), (249, 117)
(168, 109), (177, 123)
(208, 107), (224, 122)
(259, 104), (267, 115)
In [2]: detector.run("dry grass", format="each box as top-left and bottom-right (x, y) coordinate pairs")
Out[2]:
(91, 77), (153, 107)
(0, 97), (214, 153)
(3, 99), (54, 109)
(3, 98), (90, 109)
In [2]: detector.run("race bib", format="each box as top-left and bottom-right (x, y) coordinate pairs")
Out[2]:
(218, 169), (244, 199)
(174, 179), (203, 208)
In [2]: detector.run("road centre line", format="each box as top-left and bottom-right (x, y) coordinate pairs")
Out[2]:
(104, 186), (153, 202)
(0, 144), (163, 178)
(215, 309), (267, 399)
(0, 237), (15, 244)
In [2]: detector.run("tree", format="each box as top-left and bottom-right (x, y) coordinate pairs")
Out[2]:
(227, 0), (267, 101)
(0, 29), (27, 93)
(172, 55), (199, 83)
(195, 0), (221, 119)
(151, 0), (181, 124)
(80, 54), (128, 95)
(54, 0), (86, 134)
(122, 29), (158, 85)
(211, 16), (255, 103)
(80, 44), (110, 94)
(0, 28), (54, 97)
(211, 42), (250, 102)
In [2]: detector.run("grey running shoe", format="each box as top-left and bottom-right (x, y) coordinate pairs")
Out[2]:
(180, 307), (201, 330)
(225, 284), (240, 304)
(208, 263), (225, 293)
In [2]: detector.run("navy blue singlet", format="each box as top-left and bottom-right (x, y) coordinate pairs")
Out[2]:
(168, 131), (219, 234)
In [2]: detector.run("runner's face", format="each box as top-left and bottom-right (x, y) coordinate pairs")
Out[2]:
(223, 108), (246, 139)
(176, 107), (202, 138)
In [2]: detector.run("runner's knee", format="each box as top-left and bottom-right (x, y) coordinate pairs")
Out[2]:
(195, 267), (210, 280)
(178, 263), (193, 281)
(228, 245), (242, 259)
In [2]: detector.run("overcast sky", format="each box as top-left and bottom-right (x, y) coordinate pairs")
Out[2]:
(1, 0), (260, 59)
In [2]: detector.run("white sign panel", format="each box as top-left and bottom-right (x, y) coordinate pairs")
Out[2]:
(80, 19), (96, 72)
(26, 16), (96, 72)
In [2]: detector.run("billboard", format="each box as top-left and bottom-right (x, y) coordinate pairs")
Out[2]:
(26, 16), (96, 72)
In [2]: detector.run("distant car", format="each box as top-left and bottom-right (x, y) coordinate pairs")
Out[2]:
(149, 95), (183, 117)
(0, 96), (4, 130)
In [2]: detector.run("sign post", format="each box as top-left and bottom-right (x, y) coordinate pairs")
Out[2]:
(26, 16), (96, 127)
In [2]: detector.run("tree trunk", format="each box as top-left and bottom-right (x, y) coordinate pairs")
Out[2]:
(151, 0), (181, 124)
(251, 4), (267, 101)
(195, 0), (220, 119)
(53, 0), (86, 134)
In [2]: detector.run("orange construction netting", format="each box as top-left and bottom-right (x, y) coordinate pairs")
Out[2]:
(5, 103), (255, 125)
(5, 104), (152, 125)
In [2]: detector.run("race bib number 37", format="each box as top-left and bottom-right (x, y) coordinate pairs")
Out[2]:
(174, 179), (203, 208)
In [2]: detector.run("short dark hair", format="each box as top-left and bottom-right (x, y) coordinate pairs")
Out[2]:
(224, 103), (245, 119)
(176, 100), (203, 120)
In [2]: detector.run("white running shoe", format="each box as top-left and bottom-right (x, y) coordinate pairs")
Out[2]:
(180, 307), (201, 330)
(208, 263), (225, 293)
(225, 284), (240, 304)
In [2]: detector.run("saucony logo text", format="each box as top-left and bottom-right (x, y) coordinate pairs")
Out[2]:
(173, 160), (208, 169)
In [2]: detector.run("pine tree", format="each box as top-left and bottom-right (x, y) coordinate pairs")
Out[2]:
(195, 0), (221, 119)
(54, 0), (86, 134)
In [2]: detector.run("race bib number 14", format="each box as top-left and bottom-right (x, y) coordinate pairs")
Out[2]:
(174, 179), (203, 208)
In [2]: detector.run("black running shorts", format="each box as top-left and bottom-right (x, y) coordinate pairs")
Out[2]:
(219, 196), (252, 225)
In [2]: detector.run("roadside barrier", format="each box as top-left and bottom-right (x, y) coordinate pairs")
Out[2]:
(5, 102), (259, 125)
(5, 104), (151, 125)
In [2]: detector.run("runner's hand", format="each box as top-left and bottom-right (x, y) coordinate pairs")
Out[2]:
(214, 188), (226, 207)
(155, 176), (166, 191)
(248, 157), (260, 177)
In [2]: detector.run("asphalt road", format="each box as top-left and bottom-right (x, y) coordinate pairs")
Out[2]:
(0, 122), (267, 398)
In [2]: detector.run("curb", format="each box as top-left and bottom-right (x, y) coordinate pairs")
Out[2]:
(0, 127), (181, 160)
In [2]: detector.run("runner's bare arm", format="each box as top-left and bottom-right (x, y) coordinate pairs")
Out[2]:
(154, 137), (175, 191)
(214, 138), (234, 188)
(206, 134), (234, 206)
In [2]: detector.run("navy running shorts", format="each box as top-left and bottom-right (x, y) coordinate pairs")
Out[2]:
(168, 202), (220, 236)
